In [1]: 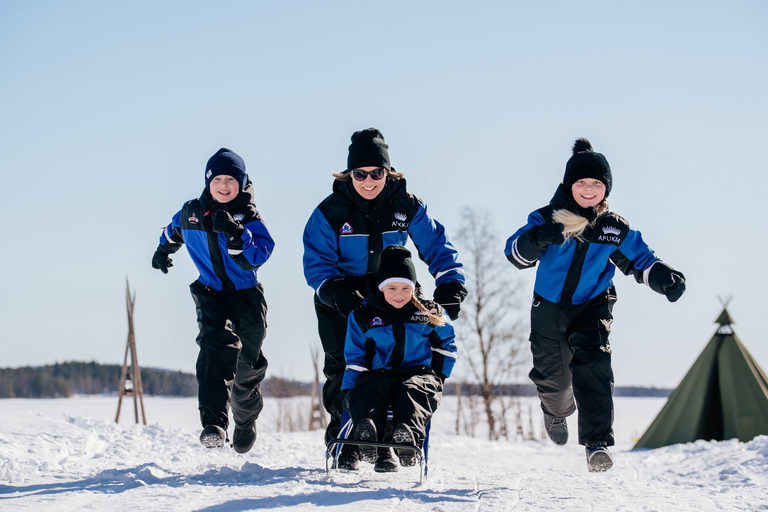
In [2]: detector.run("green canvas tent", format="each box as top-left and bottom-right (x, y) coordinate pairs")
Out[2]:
(633, 308), (768, 449)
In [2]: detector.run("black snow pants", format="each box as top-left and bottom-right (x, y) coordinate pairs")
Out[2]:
(190, 280), (268, 430)
(528, 287), (616, 446)
(346, 370), (442, 445)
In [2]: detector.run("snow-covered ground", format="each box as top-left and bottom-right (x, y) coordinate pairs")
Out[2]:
(1, 395), (766, 511)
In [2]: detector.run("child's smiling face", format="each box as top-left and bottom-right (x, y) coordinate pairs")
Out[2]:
(210, 175), (240, 203)
(381, 282), (413, 309)
(571, 178), (606, 208)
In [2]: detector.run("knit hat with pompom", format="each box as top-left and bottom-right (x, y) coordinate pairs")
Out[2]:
(562, 138), (612, 197)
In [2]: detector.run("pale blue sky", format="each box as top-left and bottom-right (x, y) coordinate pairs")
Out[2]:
(1, 1), (766, 388)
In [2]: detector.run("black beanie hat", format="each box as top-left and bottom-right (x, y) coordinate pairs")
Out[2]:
(563, 138), (612, 197)
(205, 148), (248, 190)
(376, 245), (418, 290)
(347, 128), (391, 171)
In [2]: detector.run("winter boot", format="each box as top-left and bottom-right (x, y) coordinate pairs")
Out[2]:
(374, 447), (399, 473)
(353, 418), (378, 464)
(544, 413), (568, 445)
(199, 424), (227, 449)
(392, 423), (417, 467)
(335, 444), (359, 471)
(232, 422), (257, 454)
(585, 443), (614, 472)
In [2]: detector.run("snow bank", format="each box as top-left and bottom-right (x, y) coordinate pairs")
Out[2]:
(1, 396), (766, 511)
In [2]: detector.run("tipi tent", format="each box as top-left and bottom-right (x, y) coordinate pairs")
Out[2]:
(633, 308), (768, 449)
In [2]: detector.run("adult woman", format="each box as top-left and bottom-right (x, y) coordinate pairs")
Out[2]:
(302, 128), (467, 469)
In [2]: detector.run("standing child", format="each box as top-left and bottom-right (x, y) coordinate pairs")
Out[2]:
(341, 245), (456, 472)
(504, 138), (685, 472)
(151, 148), (275, 454)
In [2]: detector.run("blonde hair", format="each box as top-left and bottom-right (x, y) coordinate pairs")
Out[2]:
(332, 168), (405, 181)
(411, 296), (447, 326)
(551, 199), (609, 240)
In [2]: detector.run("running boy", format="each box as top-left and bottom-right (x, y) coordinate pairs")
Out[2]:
(152, 148), (275, 454)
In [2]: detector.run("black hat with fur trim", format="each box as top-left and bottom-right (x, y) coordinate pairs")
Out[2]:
(376, 245), (418, 291)
(347, 128), (391, 171)
(563, 138), (612, 197)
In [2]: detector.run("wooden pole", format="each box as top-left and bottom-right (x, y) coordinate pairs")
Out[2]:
(116, 278), (147, 425)
(309, 345), (326, 430)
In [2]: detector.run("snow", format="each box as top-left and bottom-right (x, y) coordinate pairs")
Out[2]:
(1, 396), (767, 511)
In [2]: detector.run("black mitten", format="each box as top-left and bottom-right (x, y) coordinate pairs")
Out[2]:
(151, 245), (173, 274)
(535, 222), (566, 247)
(320, 277), (364, 317)
(433, 281), (468, 321)
(212, 210), (245, 241)
(648, 262), (686, 302)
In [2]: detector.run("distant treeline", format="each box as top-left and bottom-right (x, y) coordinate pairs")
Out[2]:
(442, 383), (671, 398)
(0, 362), (670, 399)
(0, 362), (310, 399)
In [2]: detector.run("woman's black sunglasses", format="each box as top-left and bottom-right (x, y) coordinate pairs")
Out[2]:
(350, 168), (387, 181)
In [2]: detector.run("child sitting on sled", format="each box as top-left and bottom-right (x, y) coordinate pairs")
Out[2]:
(341, 245), (457, 472)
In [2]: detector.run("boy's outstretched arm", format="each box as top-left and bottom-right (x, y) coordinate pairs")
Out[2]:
(152, 212), (185, 274)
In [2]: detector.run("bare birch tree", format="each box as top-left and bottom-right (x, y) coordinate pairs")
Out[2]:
(453, 207), (528, 440)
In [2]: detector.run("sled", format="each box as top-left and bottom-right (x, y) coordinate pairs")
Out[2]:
(325, 409), (431, 484)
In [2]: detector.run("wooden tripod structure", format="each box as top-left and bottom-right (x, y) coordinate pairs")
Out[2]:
(309, 345), (327, 431)
(115, 279), (147, 425)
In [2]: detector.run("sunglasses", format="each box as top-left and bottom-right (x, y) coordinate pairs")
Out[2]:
(351, 168), (387, 181)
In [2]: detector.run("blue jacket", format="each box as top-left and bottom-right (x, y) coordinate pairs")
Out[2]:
(341, 296), (457, 391)
(303, 178), (464, 304)
(504, 185), (659, 305)
(158, 182), (275, 291)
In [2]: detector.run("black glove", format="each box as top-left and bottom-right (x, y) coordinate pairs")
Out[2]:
(212, 210), (245, 241)
(151, 245), (173, 274)
(648, 262), (686, 302)
(433, 281), (468, 321)
(342, 389), (351, 412)
(535, 222), (565, 247)
(319, 277), (364, 318)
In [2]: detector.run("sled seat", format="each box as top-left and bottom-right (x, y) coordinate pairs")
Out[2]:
(325, 409), (432, 484)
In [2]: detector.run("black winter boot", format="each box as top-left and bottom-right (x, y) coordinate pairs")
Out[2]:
(392, 423), (417, 467)
(199, 425), (227, 449)
(374, 447), (399, 473)
(335, 445), (359, 471)
(544, 413), (568, 445)
(585, 443), (613, 472)
(354, 418), (378, 464)
(232, 422), (257, 454)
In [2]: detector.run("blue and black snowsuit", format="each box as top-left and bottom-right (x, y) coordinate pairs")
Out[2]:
(341, 295), (456, 444)
(303, 177), (465, 443)
(505, 184), (667, 447)
(156, 182), (275, 430)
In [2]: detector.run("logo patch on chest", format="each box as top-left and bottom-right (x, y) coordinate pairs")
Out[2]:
(340, 222), (354, 234)
(188, 213), (199, 225)
(596, 225), (621, 244)
(370, 317), (385, 327)
(391, 211), (409, 228)
(233, 213), (245, 222)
